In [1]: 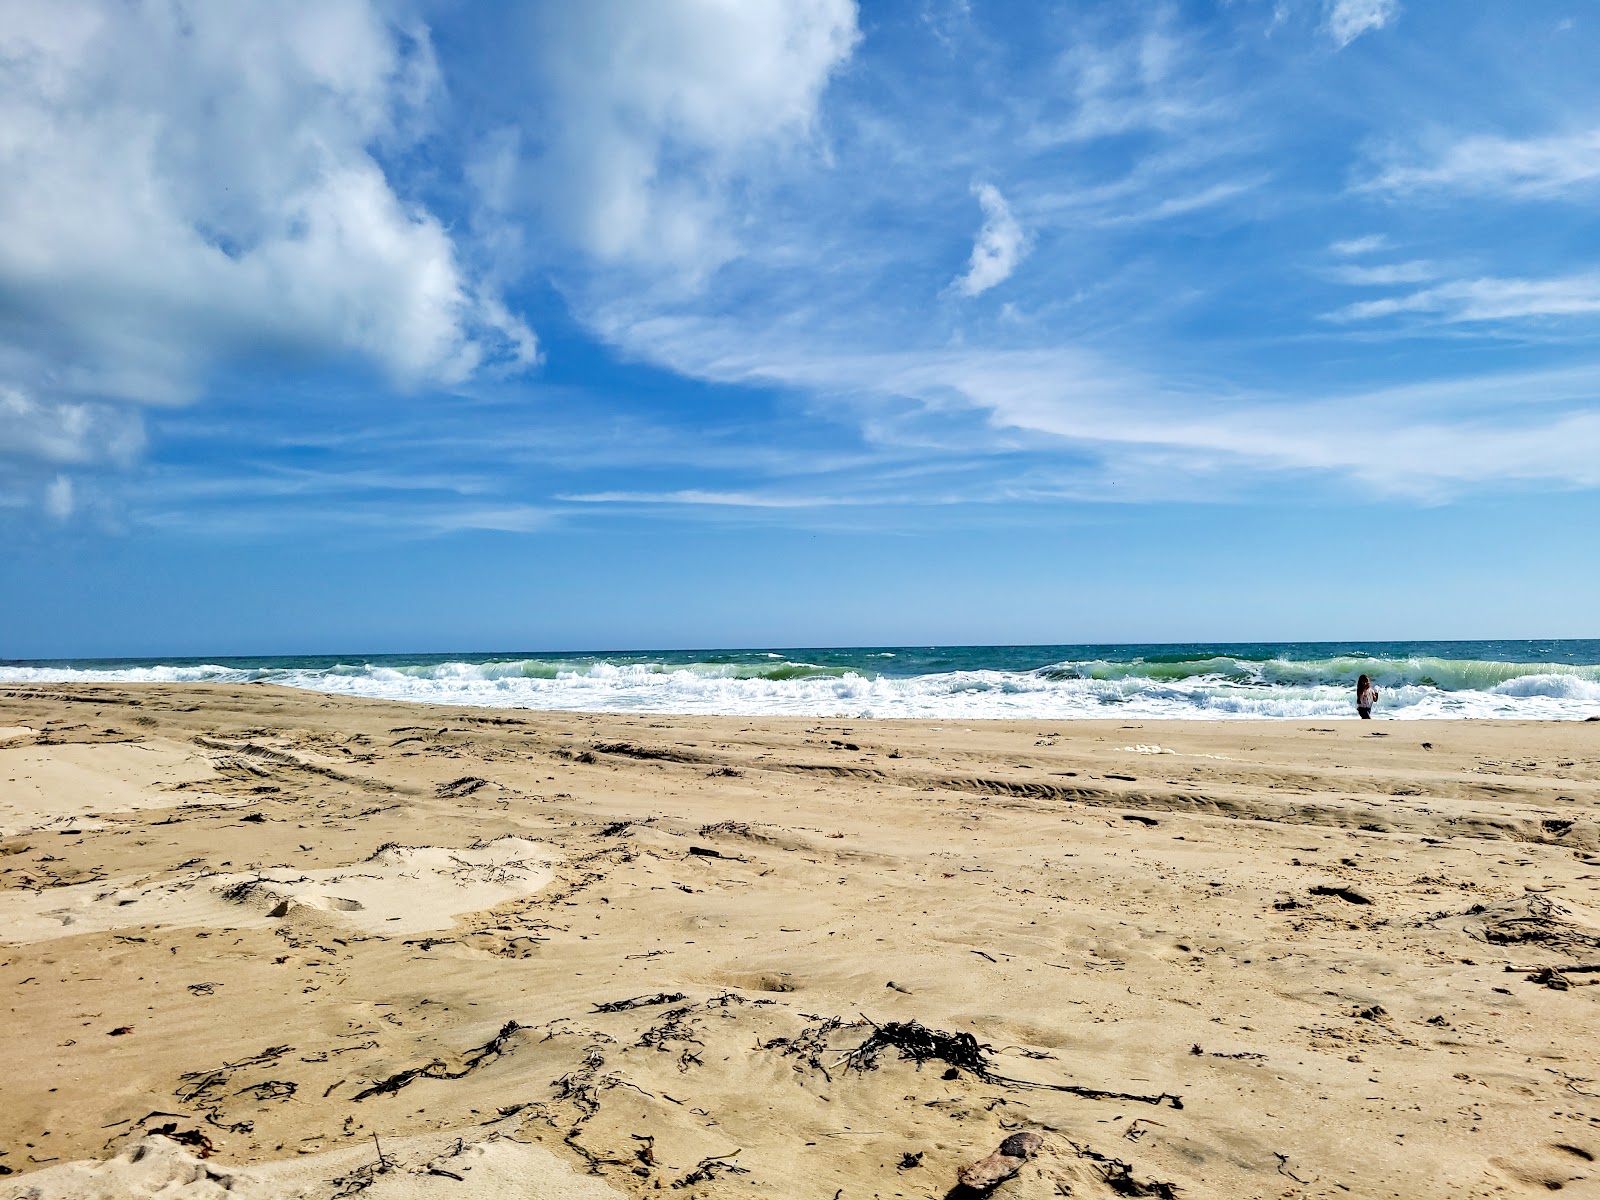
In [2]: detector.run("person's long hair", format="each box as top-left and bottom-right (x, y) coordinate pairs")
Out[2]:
(1357, 673), (1371, 694)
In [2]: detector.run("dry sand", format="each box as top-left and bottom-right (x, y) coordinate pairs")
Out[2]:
(2, 683), (1598, 1199)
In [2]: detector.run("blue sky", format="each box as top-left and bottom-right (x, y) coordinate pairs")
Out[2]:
(2, 0), (1598, 657)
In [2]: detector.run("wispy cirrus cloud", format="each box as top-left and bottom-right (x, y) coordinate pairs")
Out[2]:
(560, 489), (845, 509)
(1363, 128), (1600, 198)
(1329, 235), (1390, 256)
(1326, 259), (1440, 286)
(596, 305), (1600, 499)
(1330, 273), (1600, 323)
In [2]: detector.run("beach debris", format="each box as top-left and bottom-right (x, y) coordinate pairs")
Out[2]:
(699, 820), (751, 837)
(436, 776), (488, 798)
(1069, 1141), (1182, 1198)
(593, 992), (688, 1013)
(146, 1123), (216, 1157)
(1513, 963), (1600, 990)
(351, 1020), (524, 1101)
(1309, 884), (1372, 905)
(898, 1150), (923, 1170)
(671, 1150), (748, 1189)
(849, 1020), (991, 1074)
(687, 845), (740, 859)
(886, 980), (912, 994)
(844, 1018), (1184, 1108)
(237, 1080), (296, 1102)
(1460, 895), (1600, 953)
(1121, 814), (1159, 826)
(592, 741), (704, 763)
(956, 1132), (1042, 1191)
(108, 1025), (134, 1036)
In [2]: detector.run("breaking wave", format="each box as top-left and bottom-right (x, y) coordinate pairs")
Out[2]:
(3, 644), (1598, 720)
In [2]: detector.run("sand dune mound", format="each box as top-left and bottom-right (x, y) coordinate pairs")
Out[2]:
(8, 1130), (624, 1199)
(0, 837), (555, 943)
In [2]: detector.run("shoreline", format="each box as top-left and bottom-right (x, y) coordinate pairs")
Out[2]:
(8, 640), (1600, 723)
(4, 682), (1599, 1197)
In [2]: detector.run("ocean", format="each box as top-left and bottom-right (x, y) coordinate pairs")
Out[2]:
(3, 641), (1599, 720)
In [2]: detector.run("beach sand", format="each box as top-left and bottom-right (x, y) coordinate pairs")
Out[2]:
(2, 683), (1598, 1199)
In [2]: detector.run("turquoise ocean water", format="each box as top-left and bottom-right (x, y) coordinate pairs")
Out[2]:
(4, 641), (1599, 720)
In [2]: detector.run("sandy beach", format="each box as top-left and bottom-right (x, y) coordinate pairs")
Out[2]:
(2, 683), (1598, 1199)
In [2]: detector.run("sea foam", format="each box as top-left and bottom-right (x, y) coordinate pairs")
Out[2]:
(3, 648), (1598, 720)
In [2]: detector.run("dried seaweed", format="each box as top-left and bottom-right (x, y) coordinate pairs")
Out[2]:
(672, 1151), (748, 1189)
(847, 1020), (990, 1074)
(592, 992), (687, 1013)
(637, 1006), (700, 1051)
(1069, 1141), (1182, 1198)
(176, 1045), (293, 1107)
(843, 1019), (1184, 1109)
(765, 1015), (863, 1083)
(351, 1020), (524, 1101)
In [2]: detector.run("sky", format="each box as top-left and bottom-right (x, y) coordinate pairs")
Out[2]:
(2, 0), (1598, 658)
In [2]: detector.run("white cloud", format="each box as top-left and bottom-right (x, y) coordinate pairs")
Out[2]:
(560, 489), (843, 509)
(1324, 0), (1400, 48)
(0, 0), (536, 474)
(1331, 273), (1600, 322)
(595, 308), (1600, 498)
(43, 474), (74, 520)
(530, 0), (860, 276)
(1093, 177), (1263, 226)
(1329, 234), (1389, 256)
(952, 184), (1029, 297)
(1327, 260), (1440, 285)
(1034, 12), (1225, 145)
(0, 387), (145, 466)
(1364, 129), (1600, 198)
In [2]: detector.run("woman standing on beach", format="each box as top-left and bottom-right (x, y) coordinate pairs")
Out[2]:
(1356, 674), (1379, 719)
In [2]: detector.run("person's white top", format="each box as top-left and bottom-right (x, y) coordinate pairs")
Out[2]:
(1359, 686), (1379, 708)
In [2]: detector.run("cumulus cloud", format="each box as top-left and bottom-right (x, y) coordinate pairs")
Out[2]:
(530, 0), (860, 276)
(0, 387), (145, 466)
(952, 184), (1029, 297)
(0, 0), (536, 502)
(1324, 0), (1400, 48)
(1364, 128), (1600, 198)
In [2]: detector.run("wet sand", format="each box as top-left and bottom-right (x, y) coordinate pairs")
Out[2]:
(2, 683), (1599, 1198)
